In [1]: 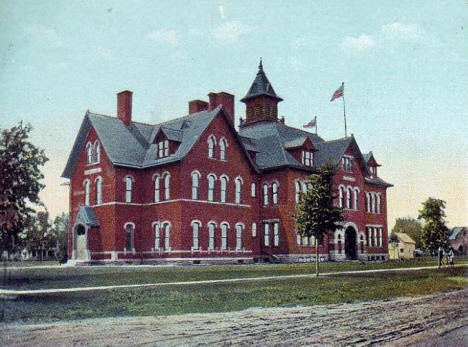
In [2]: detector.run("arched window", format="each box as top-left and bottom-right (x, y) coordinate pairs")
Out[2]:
(221, 223), (228, 250)
(208, 136), (215, 158)
(84, 180), (90, 206)
(264, 223), (270, 246)
(154, 223), (160, 249)
(158, 141), (164, 158)
(192, 222), (200, 250)
(295, 181), (301, 203)
(371, 193), (376, 213)
(125, 176), (132, 203)
(125, 223), (134, 250)
(86, 143), (93, 164)
(154, 175), (160, 202)
(263, 183), (269, 206)
(208, 223), (215, 250)
(94, 141), (100, 163)
(273, 222), (279, 246)
(378, 228), (383, 247)
(339, 186), (345, 208)
(252, 222), (257, 237)
(235, 178), (242, 204)
(376, 194), (381, 214)
(353, 189), (359, 210)
(220, 176), (227, 203)
(302, 182), (308, 194)
(95, 177), (102, 205)
(208, 175), (216, 201)
(236, 224), (243, 249)
(164, 173), (170, 200)
(191, 172), (200, 200)
(251, 182), (256, 197)
(346, 187), (352, 209)
(164, 223), (171, 250)
(272, 182), (278, 205)
(219, 138), (226, 160)
(365, 193), (370, 212)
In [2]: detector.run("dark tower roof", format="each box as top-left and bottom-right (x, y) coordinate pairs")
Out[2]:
(240, 59), (283, 103)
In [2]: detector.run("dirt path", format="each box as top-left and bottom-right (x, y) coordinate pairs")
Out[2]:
(1, 289), (467, 346)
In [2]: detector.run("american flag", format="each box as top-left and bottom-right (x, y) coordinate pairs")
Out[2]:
(330, 83), (344, 102)
(303, 116), (317, 128)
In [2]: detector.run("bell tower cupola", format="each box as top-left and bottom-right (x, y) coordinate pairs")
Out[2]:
(240, 59), (283, 126)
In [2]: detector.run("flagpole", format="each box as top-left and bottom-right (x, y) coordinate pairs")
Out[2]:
(342, 82), (347, 137)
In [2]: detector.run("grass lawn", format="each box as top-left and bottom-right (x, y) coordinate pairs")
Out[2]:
(1, 267), (467, 323)
(2, 256), (467, 291)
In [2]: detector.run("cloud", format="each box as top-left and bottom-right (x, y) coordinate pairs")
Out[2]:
(381, 23), (422, 42)
(146, 30), (180, 46)
(27, 24), (62, 47)
(213, 20), (251, 44)
(341, 34), (375, 52)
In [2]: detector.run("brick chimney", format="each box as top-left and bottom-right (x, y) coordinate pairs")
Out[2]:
(188, 100), (209, 114)
(208, 92), (234, 124)
(117, 90), (132, 126)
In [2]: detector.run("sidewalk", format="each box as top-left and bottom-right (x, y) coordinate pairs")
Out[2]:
(1, 264), (465, 296)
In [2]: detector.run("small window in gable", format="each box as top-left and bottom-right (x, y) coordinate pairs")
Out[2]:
(302, 151), (313, 167)
(86, 143), (93, 164)
(208, 136), (216, 158)
(342, 157), (353, 172)
(220, 138), (227, 160)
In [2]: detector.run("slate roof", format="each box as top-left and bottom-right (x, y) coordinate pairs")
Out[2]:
(238, 121), (324, 170)
(62, 107), (221, 178)
(76, 206), (99, 227)
(240, 60), (283, 102)
(449, 227), (467, 240)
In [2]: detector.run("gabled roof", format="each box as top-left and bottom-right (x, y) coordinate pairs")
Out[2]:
(365, 176), (393, 187)
(76, 206), (99, 227)
(314, 137), (354, 168)
(449, 227), (467, 240)
(240, 60), (283, 102)
(394, 232), (416, 244)
(62, 107), (222, 178)
(364, 151), (381, 167)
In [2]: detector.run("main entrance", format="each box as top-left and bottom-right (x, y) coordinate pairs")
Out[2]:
(74, 224), (87, 260)
(344, 226), (357, 260)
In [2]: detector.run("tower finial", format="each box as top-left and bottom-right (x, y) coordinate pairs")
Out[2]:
(259, 57), (263, 70)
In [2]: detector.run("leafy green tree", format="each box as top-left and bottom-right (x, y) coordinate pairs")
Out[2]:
(293, 163), (344, 276)
(391, 217), (424, 249)
(52, 213), (69, 263)
(0, 122), (48, 257)
(20, 209), (56, 260)
(418, 198), (449, 253)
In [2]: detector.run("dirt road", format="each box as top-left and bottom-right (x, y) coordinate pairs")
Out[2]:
(1, 289), (467, 346)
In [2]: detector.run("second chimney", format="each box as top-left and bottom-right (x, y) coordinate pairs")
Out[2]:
(189, 99), (209, 114)
(208, 92), (235, 124)
(117, 90), (133, 126)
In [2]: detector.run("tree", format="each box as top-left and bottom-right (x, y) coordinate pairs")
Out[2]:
(52, 213), (69, 263)
(391, 217), (424, 249)
(293, 163), (344, 276)
(20, 209), (56, 260)
(418, 198), (449, 253)
(389, 232), (400, 259)
(0, 122), (48, 257)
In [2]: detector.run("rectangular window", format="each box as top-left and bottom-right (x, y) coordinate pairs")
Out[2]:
(164, 225), (170, 250)
(236, 225), (243, 250)
(154, 224), (160, 249)
(342, 157), (353, 172)
(264, 223), (270, 246)
(296, 233), (301, 245)
(193, 224), (199, 250)
(158, 141), (164, 158)
(251, 183), (256, 197)
(252, 222), (257, 237)
(164, 140), (169, 156)
(273, 223), (279, 246)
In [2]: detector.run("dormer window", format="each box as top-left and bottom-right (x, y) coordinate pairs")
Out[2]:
(157, 140), (170, 158)
(369, 166), (376, 177)
(302, 151), (313, 167)
(86, 141), (101, 165)
(342, 157), (353, 172)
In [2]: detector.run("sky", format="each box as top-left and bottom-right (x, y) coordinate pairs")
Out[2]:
(0, 0), (467, 229)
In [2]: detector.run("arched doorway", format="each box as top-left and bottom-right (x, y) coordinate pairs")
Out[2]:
(344, 226), (357, 260)
(74, 224), (87, 260)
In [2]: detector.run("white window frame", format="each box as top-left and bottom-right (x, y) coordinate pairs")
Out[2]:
(208, 223), (215, 250)
(164, 223), (171, 250)
(86, 143), (93, 164)
(84, 180), (90, 206)
(192, 222), (200, 250)
(346, 187), (352, 209)
(192, 172), (200, 200)
(264, 223), (270, 246)
(125, 176), (132, 203)
(272, 182), (278, 205)
(252, 222), (257, 237)
(235, 178), (242, 204)
(221, 223), (228, 250)
(154, 223), (160, 250)
(95, 177), (102, 205)
(94, 141), (100, 163)
(208, 175), (215, 201)
(154, 175), (160, 203)
(263, 183), (269, 206)
(273, 222), (279, 246)
(236, 223), (243, 250)
(251, 182), (256, 197)
(353, 188), (359, 210)
(208, 136), (216, 158)
(220, 176), (228, 203)
(158, 141), (164, 158)
(295, 181), (301, 203)
(164, 140), (169, 157)
(164, 173), (170, 200)
(124, 222), (135, 251)
(219, 138), (227, 160)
